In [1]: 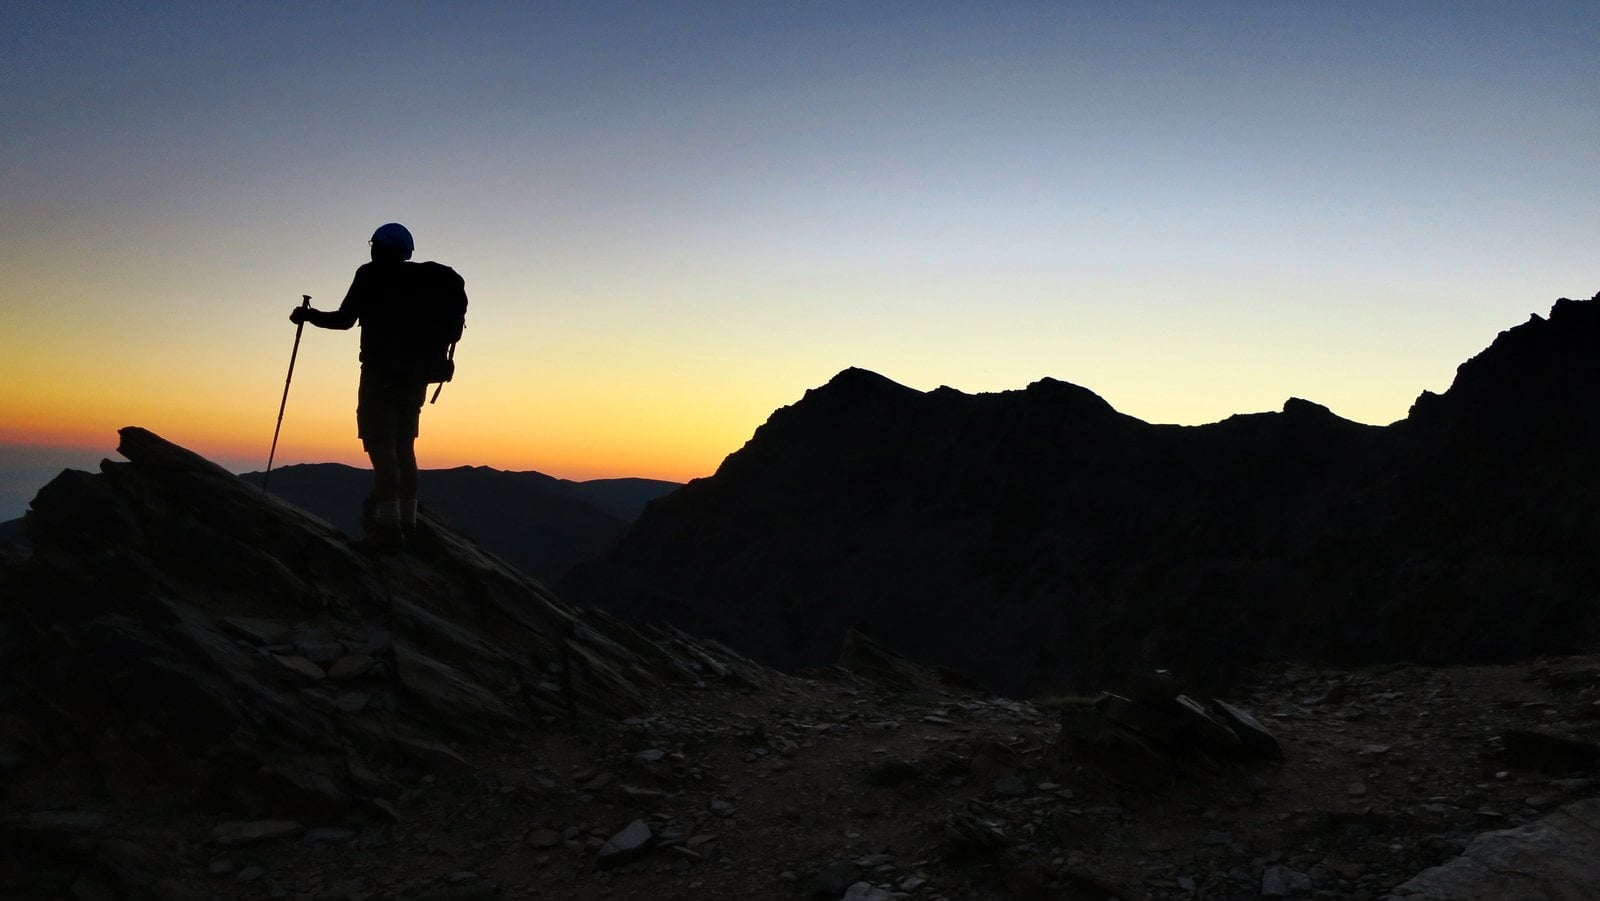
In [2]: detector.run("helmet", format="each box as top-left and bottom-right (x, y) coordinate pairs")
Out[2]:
(370, 222), (414, 259)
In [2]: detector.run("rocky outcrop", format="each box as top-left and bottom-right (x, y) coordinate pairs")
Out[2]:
(1386, 798), (1600, 900)
(0, 427), (768, 825)
(566, 294), (1600, 694)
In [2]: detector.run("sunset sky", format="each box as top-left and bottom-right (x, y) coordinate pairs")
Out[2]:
(3, 2), (1596, 518)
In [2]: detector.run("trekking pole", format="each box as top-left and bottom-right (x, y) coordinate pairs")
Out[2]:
(263, 295), (311, 492)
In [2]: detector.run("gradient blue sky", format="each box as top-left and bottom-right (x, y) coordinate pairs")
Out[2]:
(2, 1), (1597, 519)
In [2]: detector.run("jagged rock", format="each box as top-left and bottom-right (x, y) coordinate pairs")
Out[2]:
(220, 616), (291, 645)
(993, 775), (1028, 796)
(212, 820), (302, 846)
(841, 882), (894, 901)
(596, 819), (653, 868)
(333, 692), (370, 713)
(392, 734), (474, 775)
(1262, 864), (1313, 896)
(0, 427), (777, 833)
(271, 654), (325, 682)
(327, 653), (378, 680)
(1212, 699), (1282, 758)
(527, 828), (563, 849)
(943, 812), (1009, 850)
(343, 761), (394, 797)
(392, 639), (521, 727)
(1386, 798), (1600, 899)
(1174, 695), (1244, 751)
(256, 763), (350, 820)
(837, 628), (963, 694)
(289, 628), (345, 662)
(1097, 692), (1182, 742)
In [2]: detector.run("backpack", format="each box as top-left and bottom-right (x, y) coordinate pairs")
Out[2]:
(413, 262), (468, 393)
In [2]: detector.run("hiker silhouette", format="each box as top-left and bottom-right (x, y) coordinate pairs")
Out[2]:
(290, 222), (468, 551)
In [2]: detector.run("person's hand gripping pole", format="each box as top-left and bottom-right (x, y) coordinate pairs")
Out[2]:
(263, 295), (312, 492)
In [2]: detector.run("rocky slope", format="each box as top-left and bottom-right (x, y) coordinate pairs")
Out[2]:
(564, 293), (1600, 696)
(0, 427), (766, 898)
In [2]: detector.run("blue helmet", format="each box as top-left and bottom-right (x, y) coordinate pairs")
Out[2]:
(370, 222), (414, 259)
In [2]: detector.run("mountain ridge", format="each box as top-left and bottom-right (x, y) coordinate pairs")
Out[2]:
(565, 292), (1600, 695)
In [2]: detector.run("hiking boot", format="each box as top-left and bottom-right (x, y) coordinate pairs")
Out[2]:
(400, 519), (444, 556)
(354, 519), (407, 554)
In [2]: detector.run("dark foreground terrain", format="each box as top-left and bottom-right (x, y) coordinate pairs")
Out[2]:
(3, 429), (1600, 900)
(8, 641), (1600, 900)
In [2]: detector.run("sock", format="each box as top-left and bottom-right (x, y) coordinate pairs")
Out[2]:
(374, 500), (401, 524)
(398, 498), (418, 526)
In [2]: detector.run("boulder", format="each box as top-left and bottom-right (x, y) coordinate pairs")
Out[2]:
(1387, 798), (1600, 899)
(596, 819), (653, 869)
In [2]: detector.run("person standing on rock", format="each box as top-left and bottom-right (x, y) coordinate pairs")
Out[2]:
(290, 222), (468, 551)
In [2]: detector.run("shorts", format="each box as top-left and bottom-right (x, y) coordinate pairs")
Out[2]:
(356, 371), (428, 451)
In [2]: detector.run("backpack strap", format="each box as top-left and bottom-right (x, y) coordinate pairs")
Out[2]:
(429, 342), (456, 405)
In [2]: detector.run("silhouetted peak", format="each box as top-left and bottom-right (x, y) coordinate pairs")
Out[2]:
(1216, 398), (1352, 431)
(1549, 291), (1600, 323)
(1406, 292), (1600, 426)
(738, 368), (926, 456)
(813, 367), (919, 399)
(1023, 376), (1117, 416)
(1281, 397), (1333, 418)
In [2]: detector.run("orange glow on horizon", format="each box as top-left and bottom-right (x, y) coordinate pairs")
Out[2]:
(0, 419), (719, 485)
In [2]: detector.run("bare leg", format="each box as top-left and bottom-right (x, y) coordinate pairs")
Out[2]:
(367, 442), (401, 503)
(396, 437), (419, 500)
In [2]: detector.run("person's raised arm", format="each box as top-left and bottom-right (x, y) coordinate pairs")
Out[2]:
(289, 268), (367, 329)
(291, 305), (357, 329)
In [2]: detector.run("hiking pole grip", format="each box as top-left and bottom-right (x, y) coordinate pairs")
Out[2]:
(264, 295), (312, 492)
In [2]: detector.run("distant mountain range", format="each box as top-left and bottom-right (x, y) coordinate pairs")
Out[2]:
(3, 465), (680, 586)
(0, 463), (678, 583)
(234, 464), (680, 584)
(564, 292), (1600, 695)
